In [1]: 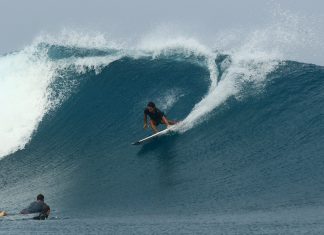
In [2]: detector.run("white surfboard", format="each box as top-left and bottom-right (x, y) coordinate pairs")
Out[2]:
(132, 127), (173, 145)
(0, 213), (39, 220)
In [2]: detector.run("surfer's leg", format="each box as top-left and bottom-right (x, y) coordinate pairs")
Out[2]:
(149, 120), (159, 133)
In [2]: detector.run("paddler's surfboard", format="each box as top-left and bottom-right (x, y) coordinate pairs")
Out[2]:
(0, 212), (40, 220)
(132, 128), (172, 145)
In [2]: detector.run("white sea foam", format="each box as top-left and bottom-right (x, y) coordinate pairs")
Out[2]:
(178, 53), (279, 132)
(159, 89), (185, 112)
(0, 47), (55, 158)
(0, 39), (122, 159)
(34, 29), (124, 50)
(175, 8), (316, 132)
(136, 26), (214, 59)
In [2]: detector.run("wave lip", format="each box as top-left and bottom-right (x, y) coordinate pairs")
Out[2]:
(0, 43), (124, 159)
(0, 47), (56, 158)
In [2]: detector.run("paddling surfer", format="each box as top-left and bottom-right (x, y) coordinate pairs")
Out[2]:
(144, 102), (176, 133)
(0, 194), (50, 220)
(20, 194), (50, 220)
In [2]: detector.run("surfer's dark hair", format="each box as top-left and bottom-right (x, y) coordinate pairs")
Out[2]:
(147, 102), (156, 108)
(37, 194), (44, 201)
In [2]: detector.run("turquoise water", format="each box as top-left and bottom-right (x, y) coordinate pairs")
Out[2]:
(0, 41), (324, 234)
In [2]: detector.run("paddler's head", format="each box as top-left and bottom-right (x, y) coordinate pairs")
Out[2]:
(37, 194), (45, 202)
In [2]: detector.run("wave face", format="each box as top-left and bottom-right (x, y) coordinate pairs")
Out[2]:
(0, 37), (324, 221)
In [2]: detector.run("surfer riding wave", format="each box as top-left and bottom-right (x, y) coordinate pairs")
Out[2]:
(143, 102), (177, 133)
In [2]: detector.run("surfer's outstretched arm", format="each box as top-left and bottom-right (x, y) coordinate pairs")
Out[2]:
(161, 116), (177, 127)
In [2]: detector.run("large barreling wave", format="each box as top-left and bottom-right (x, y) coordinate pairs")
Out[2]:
(0, 11), (324, 224)
(0, 29), (283, 159)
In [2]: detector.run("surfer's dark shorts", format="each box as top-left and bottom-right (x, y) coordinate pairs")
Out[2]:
(151, 118), (163, 126)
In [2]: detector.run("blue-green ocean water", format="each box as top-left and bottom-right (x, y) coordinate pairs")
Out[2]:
(0, 42), (324, 234)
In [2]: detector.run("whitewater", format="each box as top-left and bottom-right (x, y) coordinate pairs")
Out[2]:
(1, 8), (324, 235)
